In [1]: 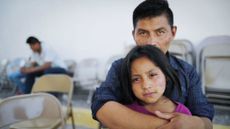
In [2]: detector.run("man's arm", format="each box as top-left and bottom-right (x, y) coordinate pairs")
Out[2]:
(21, 62), (51, 74)
(97, 101), (169, 129)
(155, 111), (212, 129)
(170, 59), (214, 129)
(92, 59), (168, 129)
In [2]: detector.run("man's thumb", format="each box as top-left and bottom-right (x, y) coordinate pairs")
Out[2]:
(154, 111), (174, 120)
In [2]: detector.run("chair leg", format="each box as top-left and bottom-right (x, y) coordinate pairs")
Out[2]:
(70, 105), (75, 129)
(98, 122), (102, 129)
(87, 90), (94, 104)
(71, 114), (75, 129)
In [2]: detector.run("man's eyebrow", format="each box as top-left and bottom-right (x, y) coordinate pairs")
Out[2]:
(155, 27), (166, 31)
(137, 28), (147, 31)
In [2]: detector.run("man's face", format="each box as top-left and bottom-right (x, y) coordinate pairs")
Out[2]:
(133, 15), (177, 54)
(29, 42), (41, 53)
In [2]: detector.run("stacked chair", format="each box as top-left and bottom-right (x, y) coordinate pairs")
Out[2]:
(198, 35), (230, 107)
(64, 59), (77, 77)
(169, 39), (196, 66)
(0, 58), (25, 97)
(74, 58), (101, 104)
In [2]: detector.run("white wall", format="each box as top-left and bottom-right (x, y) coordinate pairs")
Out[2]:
(0, 0), (230, 63)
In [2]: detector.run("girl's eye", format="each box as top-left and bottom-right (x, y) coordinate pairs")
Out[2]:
(149, 73), (157, 78)
(132, 78), (140, 83)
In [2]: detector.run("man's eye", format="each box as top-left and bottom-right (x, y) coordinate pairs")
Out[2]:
(138, 31), (147, 36)
(157, 30), (166, 36)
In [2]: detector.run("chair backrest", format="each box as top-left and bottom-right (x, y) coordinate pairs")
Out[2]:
(0, 59), (8, 74)
(0, 93), (64, 128)
(74, 58), (100, 89)
(169, 39), (196, 66)
(64, 59), (77, 77)
(0, 59), (17, 97)
(31, 74), (74, 119)
(199, 35), (230, 94)
(0, 59), (9, 89)
(6, 58), (26, 76)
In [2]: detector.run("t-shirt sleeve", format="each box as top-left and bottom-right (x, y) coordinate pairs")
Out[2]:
(175, 102), (192, 115)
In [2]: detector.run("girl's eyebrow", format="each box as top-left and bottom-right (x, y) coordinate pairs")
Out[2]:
(131, 74), (140, 77)
(145, 68), (158, 74)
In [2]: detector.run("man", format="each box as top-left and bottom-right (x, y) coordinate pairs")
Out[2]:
(91, 0), (214, 129)
(9, 36), (67, 94)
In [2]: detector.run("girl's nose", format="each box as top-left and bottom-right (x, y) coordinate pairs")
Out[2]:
(142, 79), (152, 90)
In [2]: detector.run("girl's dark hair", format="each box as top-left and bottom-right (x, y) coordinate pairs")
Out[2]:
(120, 45), (181, 104)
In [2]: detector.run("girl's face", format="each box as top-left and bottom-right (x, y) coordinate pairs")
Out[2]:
(131, 56), (166, 104)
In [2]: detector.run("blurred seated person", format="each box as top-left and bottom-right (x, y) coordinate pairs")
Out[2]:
(8, 36), (67, 94)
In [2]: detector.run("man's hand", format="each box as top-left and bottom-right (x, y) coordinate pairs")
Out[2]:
(155, 111), (212, 129)
(20, 62), (51, 74)
(154, 111), (175, 120)
(97, 101), (169, 129)
(20, 67), (35, 74)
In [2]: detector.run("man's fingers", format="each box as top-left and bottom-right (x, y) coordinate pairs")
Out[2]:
(154, 111), (175, 120)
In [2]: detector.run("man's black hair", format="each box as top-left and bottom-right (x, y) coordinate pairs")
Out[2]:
(133, 0), (174, 28)
(26, 36), (40, 45)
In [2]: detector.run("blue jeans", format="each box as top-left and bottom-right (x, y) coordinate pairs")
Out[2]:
(8, 71), (26, 93)
(24, 67), (67, 94)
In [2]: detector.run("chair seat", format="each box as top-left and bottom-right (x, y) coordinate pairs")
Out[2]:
(10, 118), (62, 129)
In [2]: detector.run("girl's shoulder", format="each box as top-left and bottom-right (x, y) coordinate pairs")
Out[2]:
(174, 102), (192, 115)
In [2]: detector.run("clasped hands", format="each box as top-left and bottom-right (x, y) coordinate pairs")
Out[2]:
(154, 111), (201, 129)
(20, 67), (35, 74)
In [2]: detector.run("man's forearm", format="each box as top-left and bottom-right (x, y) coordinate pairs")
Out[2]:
(155, 113), (213, 129)
(189, 116), (212, 129)
(32, 62), (51, 72)
(96, 101), (168, 129)
(201, 117), (212, 129)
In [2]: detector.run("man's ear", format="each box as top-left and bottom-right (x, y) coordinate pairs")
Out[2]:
(171, 26), (177, 38)
(132, 30), (135, 38)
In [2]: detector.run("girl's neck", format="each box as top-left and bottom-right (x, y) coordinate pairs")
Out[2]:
(144, 96), (176, 113)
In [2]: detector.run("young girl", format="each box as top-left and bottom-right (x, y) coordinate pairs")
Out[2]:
(120, 45), (191, 116)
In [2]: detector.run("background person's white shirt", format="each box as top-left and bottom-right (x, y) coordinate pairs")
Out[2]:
(30, 43), (67, 70)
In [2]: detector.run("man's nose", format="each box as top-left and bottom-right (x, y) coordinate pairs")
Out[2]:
(146, 42), (157, 46)
(146, 33), (158, 45)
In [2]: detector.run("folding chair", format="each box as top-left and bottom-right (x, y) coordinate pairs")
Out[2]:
(0, 59), (9, 91)
(64, 59), (77, 77)
(31, 74), (75, 129)
(0, 58), (27, 97)
(199, 35), (230, 106)
(169, 39), (196, 66)
(0, 93), (64, 129)
(73, 58), (101, 104)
